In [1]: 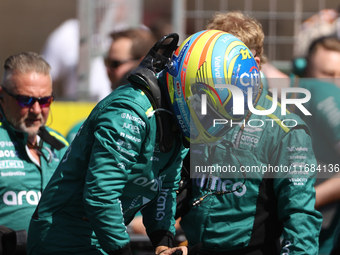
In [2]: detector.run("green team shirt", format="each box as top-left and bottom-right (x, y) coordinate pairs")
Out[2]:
(27, 84), (187, 255)
(0, 107), (69, 232)
(181, 88), (323, 254)
(290, 76), (340, 165)
(290, 76), (340, 254)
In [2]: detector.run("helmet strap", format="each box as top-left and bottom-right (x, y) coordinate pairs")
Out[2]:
(234, 82), (263, 148)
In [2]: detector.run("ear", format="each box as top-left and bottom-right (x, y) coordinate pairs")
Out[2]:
(250, 49), (260, 68)
(255, 56), (261, 68)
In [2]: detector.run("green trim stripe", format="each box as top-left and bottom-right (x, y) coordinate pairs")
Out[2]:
(141, 91), (154, 116)
(145, 106), (153, 116)
(49, 131), (69, 146)
(265, 94), (290, 114)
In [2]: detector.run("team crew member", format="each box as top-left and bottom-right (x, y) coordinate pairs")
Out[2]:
(262, 35), (340, 254)
(290, 36), (340, 255)
(170, 29), (322, 254)
(27, 32), (188, 255)
(0, 52), (68, 234)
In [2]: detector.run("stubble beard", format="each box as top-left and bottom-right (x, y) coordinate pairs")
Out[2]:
(9, 114), (45, 141)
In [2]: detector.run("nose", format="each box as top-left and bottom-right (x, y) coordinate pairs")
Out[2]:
(29, 100), (42, 114)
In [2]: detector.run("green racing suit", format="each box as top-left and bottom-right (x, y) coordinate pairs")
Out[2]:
(180, 88), (323, 254)
(27, 84), (187, 255)
(0, 106), (69, 232)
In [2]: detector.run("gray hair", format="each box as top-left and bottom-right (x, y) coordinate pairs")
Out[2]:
(2, 52), (51, 87)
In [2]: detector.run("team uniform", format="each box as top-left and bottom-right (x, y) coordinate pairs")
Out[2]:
(0, 107), (69, 232)
(180, 88), (323, 254)
(290, 76), (340, 254)
(27, 84), (187, 255)
(291, 76), (340, 165)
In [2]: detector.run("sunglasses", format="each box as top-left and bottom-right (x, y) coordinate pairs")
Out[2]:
(1, 86), (54, 108)
(104, 57), (138, 69)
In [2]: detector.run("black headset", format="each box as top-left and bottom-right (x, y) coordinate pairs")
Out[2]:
(292, 35), (339, 77)
(127, 33), (180, 153)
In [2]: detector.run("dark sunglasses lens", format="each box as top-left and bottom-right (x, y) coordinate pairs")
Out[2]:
(105, 58), (126, 69)
(16, 96), (35, 107)
(39, 96), (53, 107)
(16, 96), (53, 107)
(109, 60), (120, 68)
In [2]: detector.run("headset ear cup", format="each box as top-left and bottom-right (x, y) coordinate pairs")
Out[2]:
(292, 57), (307, 77)
(156, 110), (174, 153)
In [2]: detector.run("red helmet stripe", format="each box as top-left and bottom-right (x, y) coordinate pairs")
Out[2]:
(181, 30), (211, 98)
(198, 31), (224, 68)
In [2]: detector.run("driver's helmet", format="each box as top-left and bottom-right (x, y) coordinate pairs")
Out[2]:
(166, 30), (261, 144)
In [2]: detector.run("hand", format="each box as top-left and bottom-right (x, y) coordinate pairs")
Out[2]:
(157, 246), (188, 255)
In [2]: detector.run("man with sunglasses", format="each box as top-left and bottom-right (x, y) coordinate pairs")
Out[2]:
(105, 27), (156, 91)
(0, 52), (69, 251)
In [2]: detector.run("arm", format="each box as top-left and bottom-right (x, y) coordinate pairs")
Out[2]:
(142, 141), (188, 252)
(83, 101), (147, 254)
(271, 128), (323, 255)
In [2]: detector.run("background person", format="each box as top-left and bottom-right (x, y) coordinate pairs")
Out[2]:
(293, 8), (340, 58)
(302, 36), (340, 87)
(0, 52), (69, 253)
(41, 19), (80, 101)
(105, 27), (157, 91)
(294, 36), (340, 255)
(66, 27), (157, 145)
(41, 19), (112, 101)
(263, 35), (340, 255)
